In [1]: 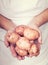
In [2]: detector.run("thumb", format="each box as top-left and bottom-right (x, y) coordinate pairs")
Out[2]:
(38, 31), (42, 44)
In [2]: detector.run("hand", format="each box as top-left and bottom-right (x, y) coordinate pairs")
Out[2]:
(28, 22), (42, 44)
(27, 22), (42, 57)
(4, 24), (42, 59)
(4, 28), (25, 60)
(15, 25), (42, 57)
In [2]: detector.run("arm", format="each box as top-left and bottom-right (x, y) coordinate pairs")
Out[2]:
(0, 14), (16, 31)
(0, 14), (25, 59)
(28, 8), (48, 50)
(27, 8), (48, 57)
(29, 8), (48, 27)
(0, 14), (18, 58)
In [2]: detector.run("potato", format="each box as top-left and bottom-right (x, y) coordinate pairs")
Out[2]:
(15, 46), (27, 56)
(7, 25), (40, 57)
(7, 32), (19, 44)
(15, 25), (26, 36)
(16, 37), (31, 51)
(16, 25), (39, 40)
(29, 44), (38, 57)
(24, 27), (39, 40)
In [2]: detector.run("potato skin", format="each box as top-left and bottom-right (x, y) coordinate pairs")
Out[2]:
(15, 46), (27, 56)
(15, 25), (26, 36)
(16, 37), (31, 51)
(7, 32), (19, 44)
(29, 44), (38, 57)
(7, 25), (40, 57)
(16, 25), (39, 40)
(24, 27), (39, 40)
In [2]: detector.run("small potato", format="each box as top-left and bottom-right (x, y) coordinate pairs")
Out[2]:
(29, 44), (38, 57)
(16, 37), (31, 51)
(24, 27), (39, 40)
(15, 25), (27, 36)
(7, 32), (19, 44)
(15, 46), (27, 56)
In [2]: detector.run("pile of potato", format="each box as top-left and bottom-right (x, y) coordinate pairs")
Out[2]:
(7, 25), (40, 57)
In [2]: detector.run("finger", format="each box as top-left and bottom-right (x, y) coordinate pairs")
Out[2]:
(38, 35), (42, 44)
(4, 40), (9, 47)
(28, 54), (33, 57)
(4, 34), (9, 47)
(33, 26), (42, 44)
(38, 31), (42, 44)
(17, 56), (25, 60)
(10, 45), (24, 60)
(35, 43), (41, 56)
(4, 31), (13, 47)
(10, 45), (17, 57)
(35, 51), (40, 56)
(15, 51), (25, 60)
(21, 56), (25, 60)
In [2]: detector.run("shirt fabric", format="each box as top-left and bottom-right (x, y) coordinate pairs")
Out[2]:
(0, 0), (48, 25)
(0, 0), (48, 65)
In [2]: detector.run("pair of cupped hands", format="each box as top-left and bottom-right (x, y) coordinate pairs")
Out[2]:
(4, 24), (42, 60)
